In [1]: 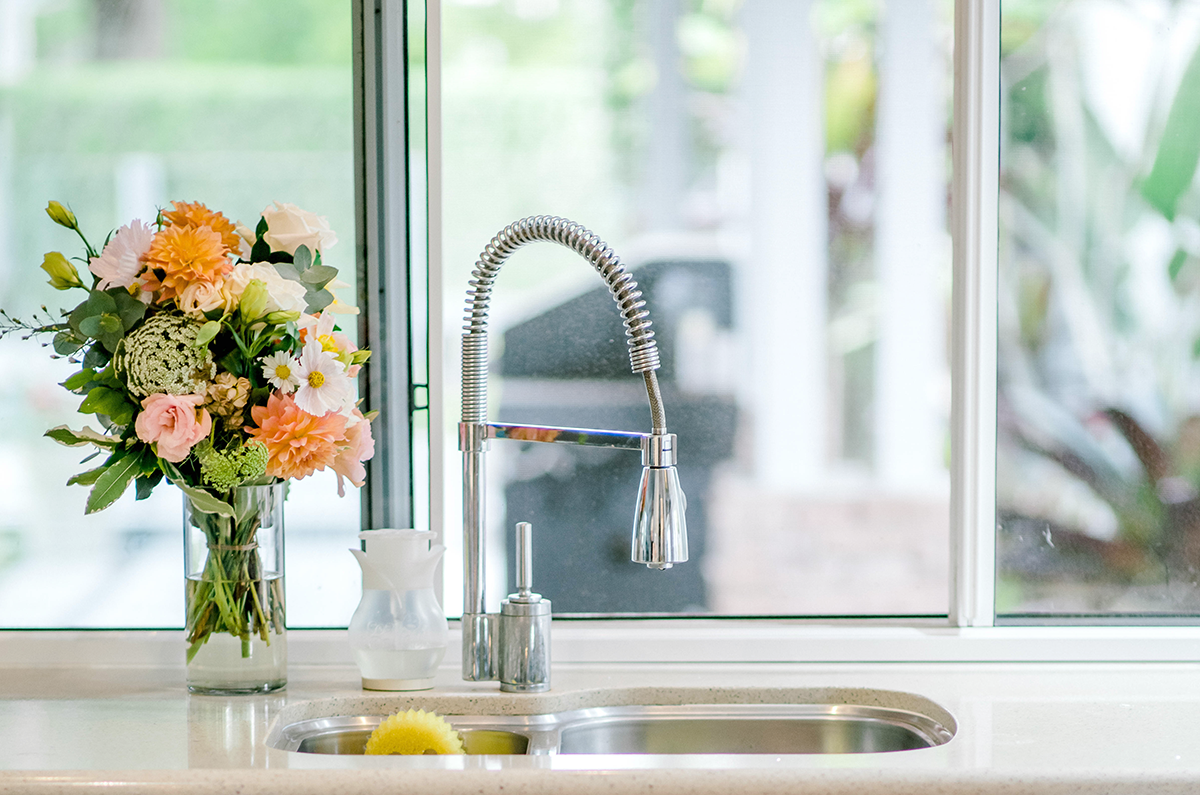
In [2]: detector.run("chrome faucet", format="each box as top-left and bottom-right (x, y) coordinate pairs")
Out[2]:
(459, 216), (688, 692)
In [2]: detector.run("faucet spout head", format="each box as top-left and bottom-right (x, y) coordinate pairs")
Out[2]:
(631, 463), (688, 569)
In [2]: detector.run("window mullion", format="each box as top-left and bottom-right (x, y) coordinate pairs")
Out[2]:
(950, 0), (1000, 628)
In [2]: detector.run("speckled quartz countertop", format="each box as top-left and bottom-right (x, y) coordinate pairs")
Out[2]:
(3, 630), (1200, 794)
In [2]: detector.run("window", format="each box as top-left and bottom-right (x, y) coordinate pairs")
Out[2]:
(996, 0), (1200, 620)
(0, 0), (361, 628)
(435, 0), (956, 618)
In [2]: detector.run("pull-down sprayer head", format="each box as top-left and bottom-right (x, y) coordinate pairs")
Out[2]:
(632, 432), (688, 569)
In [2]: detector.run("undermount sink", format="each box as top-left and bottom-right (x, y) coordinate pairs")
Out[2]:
(269, 703), (954, 756)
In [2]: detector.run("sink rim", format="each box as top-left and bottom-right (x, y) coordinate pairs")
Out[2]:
(269, 702), (955, 757)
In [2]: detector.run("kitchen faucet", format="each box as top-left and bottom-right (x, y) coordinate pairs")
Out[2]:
(459, 216), (688, 692)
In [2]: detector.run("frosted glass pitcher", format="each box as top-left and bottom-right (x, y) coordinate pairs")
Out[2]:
(348, 529), (448, 690)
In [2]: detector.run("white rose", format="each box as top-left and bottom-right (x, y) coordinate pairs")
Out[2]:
(260, 202), (338, 256)
(221, 262), (308, 315)
(178, 280), (226, 317)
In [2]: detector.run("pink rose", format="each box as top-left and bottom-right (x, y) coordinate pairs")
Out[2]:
(332, 411), (375, 497)
(135, 393), (212, 463)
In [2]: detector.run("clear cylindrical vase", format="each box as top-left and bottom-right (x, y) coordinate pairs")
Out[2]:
(184, 483), (287, 694)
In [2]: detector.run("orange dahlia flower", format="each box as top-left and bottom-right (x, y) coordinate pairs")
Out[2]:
(163, 200), (244, 255)
(140, 225), (233, 301)
(245, 391), (348, 481)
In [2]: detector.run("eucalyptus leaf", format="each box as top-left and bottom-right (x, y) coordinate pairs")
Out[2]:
(84, 289), (118, 317)
(305, 289), (333, 313)
(111, 290), (147, 331)
(78, 315), (102, 337)
(97, 314), (122, 335)
(300, 264), (338, 288)
(293, 245), (313, 272)
(85, 453), (140, 513)
(53, 330), (85, 356)
(272, 262), (301, 282)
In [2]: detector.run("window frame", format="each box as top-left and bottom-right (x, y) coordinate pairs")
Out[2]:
(377, 0), (1200, 661)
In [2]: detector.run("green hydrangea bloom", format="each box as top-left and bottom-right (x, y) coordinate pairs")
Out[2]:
(116, 313), (214, 398)
(196, 441), (270, 491)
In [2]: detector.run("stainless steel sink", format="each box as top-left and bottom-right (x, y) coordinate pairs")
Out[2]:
(556, 704), (948, 754)
(269, 704), (953, 756)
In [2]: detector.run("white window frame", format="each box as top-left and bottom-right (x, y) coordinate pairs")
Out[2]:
(406, 0), (1200, 663)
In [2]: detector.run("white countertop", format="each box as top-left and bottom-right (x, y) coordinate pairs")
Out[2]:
(2, 630), (1200, 794)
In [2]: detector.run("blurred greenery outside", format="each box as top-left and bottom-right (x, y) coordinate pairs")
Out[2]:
(997, 0), (1200, 615)
(0, 0), (361, 627)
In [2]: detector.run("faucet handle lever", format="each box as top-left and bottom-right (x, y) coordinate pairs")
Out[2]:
(515, 521), (534, 598)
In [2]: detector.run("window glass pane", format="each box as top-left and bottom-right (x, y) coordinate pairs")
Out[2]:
(997, 0), (1200, 617)
(440, 0), (953, 616)
(0, 0), (359, 628)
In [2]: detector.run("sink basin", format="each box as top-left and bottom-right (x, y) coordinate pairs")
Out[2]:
(269, 704), (953, 756)
(556, 705), (947, 754)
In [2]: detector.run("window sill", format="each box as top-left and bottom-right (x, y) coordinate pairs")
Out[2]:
(3, 619), (1200, 667)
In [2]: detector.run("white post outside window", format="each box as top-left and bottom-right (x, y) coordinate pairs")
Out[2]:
(740, 0), (828, 491)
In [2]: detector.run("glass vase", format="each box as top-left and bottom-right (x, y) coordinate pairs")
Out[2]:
(184, 483), (287, 694)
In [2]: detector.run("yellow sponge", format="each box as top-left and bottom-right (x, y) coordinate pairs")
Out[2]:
(364, 708), (465, 755)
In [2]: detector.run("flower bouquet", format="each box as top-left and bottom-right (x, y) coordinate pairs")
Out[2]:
(2, 200), (375, 692)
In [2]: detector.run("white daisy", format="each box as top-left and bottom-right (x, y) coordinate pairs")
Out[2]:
(292, 341), (352, 416)
(261, 351), (301, 392)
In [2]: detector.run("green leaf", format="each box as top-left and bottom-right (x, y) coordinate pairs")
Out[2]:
(44, 425), (119, 448)
(83, 344), (110, 370)
(195, 320), (221, 347)
(61, 369), (97, 392)
(68, 463), (109, 487)
(272, 262), (301, 282)
(299, 264), (338, 288)
(85, 452), (140, 513)
(304, 289), (333, 313)
(293, 244), (313, 272)
(111, 290), (147, 331)
(84, 289), (117, 317)
(77, 315), (101, 338)
(135, 470), (163, 500)
(250, 238), (271, 262)
(1169, 249), (1188, 284)
(79, 386), (135, 425)
(53, 330), (86, 356)
(176, 481), (236, 519)
(1142, 44), (1200, 219)
(255, 216), (269, 239)
(97, 313), (122, 335)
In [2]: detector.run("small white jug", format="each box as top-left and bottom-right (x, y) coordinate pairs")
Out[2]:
(348, 529), (448, 691)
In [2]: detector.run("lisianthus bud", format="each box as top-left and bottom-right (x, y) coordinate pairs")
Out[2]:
(350, 349), (372, 365)
(239, 279), (269, 322)
(41, 251), (83, 290)
(45, 201), (78, 230)
(263, 309), (302, 325)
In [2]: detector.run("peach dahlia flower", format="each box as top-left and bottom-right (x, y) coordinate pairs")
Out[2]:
(140, 225), (233, 302)
(245, 391), (347, 481)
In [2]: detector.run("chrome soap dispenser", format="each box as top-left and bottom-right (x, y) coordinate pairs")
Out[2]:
(348, 529), (448, 691)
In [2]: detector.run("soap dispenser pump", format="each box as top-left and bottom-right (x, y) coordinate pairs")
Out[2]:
(348, 529), (448, 691)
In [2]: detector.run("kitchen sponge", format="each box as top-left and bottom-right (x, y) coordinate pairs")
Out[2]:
(363, 709), (465, 755)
